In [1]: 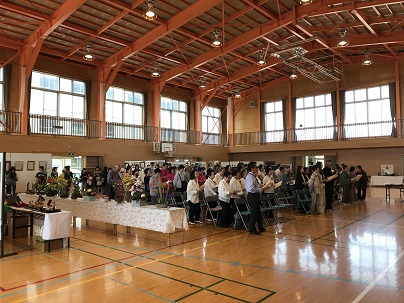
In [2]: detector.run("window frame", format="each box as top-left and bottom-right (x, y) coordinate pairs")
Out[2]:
(263, 100), (284, 143)
(202, 105), (222, 145)
(344, 84), (392, 138)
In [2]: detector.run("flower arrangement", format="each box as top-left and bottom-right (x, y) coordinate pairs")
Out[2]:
(114, 179), (124, 202)
(156, 183), (171, 206)
(122, 173), (135, 191)
(130, 177), (144, 201)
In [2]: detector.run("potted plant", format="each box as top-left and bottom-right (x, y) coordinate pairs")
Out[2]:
(122, 173), (135, 202)
(70, 178), (83, 199)
(82, 188), (97, 201)
(155, 183), (171, 208)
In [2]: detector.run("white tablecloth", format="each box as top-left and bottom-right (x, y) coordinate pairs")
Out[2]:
(42, 211), (71, 240)
(9, 206), (71, 240)
(371, 176), (403, 186)
(20, 195), (188, 234)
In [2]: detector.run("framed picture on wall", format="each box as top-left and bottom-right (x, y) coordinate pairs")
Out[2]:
(27, 161), (35, 171)
(15, 161), (24, 171)
(39, 161), (47, 169)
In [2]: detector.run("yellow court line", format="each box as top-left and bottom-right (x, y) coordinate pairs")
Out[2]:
(12, 232), (248, 303)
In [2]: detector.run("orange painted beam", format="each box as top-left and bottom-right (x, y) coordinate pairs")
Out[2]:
(102, 0), (222, 70)
(97, 81), (106, 140)
(336, 81), (341, 141)
(395, 61), (401, 137)
(201, 87), (220, 109)
(152, 82), (161, 142)
(159, 14), (295, 83)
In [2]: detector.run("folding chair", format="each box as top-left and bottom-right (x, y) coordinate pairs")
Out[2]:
(266, 193), (283, 224)
(234, 198), (251, 230)
(204, 196), (221, 226)
(295, 190), (311, 213)
(259, 195), (277, 226)
(169, 191), (185, 207)
(275, 192), (295, 220)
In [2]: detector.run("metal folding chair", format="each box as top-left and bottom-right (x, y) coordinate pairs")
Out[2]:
(295, 189), (311, 213)
(275, 191), (295, 220)
(234, 198), (251, 230)
(203, 196), (221, 226)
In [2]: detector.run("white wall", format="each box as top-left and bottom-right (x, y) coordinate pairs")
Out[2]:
(6, 153), (52, 193)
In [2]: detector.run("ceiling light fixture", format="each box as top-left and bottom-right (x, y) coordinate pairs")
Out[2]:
(362, 51), (372, 65)
(83, 43), (95, 61)
(257, 49), (266, 66)
(212, 28), (222, 47)
(151, 62), (160, 77)
(299, 0), (312, 4)
(337, 28), (349, 47)
(290, 71), (298, 79)
(143, 0), (157, 20)
(234, 87), (241, 98)
(198, 75), (206, 89)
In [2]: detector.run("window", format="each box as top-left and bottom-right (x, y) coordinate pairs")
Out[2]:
(30, 71), (86, 136)
(106, 86), (144, 140)
(295, 93), (334, 141)
(160, 96), (188, 142)
(344, 85), (392, 138)
(202, 106), (221, 144)
(263, 100), (284, 143)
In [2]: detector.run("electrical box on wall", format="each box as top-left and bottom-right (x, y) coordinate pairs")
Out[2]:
(250, 100), (256, 107)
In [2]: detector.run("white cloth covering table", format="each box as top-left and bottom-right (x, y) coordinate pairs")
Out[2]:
(19, 195), (189, 246)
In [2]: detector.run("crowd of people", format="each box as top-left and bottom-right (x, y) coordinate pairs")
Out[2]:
(4, 160), (369, 235)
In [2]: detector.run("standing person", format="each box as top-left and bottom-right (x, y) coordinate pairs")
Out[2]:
(245, 162), (271, 235)
(186, 170), (204, 225)
(35, 165), (47, 186)
(50, 167), (58, 178)
(349, 166), (358, 203)
(101, 166), (108, 195)
(64, 166), (73, 193)
(80, 168), (87, 189)
(6, 166), (18, 196)
(308, 164), (323, 214)
(107, 165), (121, 200)
(218, 171), (232, 228)
(173, 165), (186, 193)
(263, 167), (275, 194)
(214, 167), (225, 185)
(356, 165), (368, 201)
(340, 165), (352, 204)
(149, 168), (162, 204)
(323, 160), (335, 212)
(294, 166), (306, 191)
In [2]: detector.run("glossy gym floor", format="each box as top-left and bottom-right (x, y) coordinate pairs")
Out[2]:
(1, 188), (403, 303)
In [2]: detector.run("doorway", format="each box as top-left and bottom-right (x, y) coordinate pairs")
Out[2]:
(52, 156), (83, 179)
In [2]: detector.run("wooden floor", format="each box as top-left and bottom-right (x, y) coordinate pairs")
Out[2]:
(1, 188), (403, 303)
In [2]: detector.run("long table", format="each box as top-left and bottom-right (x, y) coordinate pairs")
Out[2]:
(20, 195), (189, 246)
(8, 207), (71, 252)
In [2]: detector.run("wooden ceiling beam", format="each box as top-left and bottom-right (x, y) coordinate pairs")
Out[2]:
(102, 0), (223, 70)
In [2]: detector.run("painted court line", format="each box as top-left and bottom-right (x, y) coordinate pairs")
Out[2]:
(352, 248), (404, 303)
